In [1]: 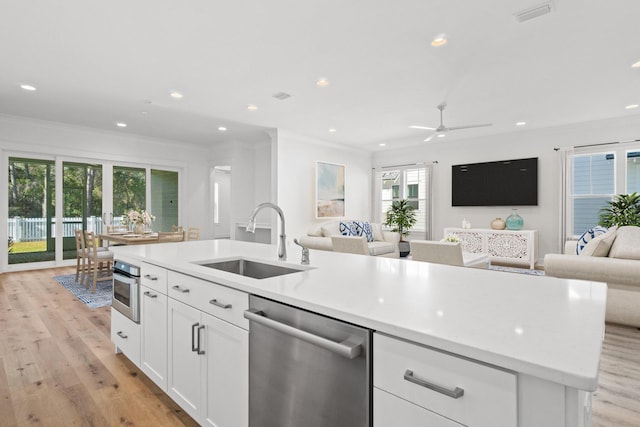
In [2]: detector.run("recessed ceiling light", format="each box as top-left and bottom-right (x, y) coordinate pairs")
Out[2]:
(20, 84), (36, 91)
(626, 104), (639, 109)
(247, 104), (258, 111)
(316, 78), (330, 87)
(169, 91), (183, 99)
(516, 121), (527, 126)
(141, 111), (148, 115)
(379, 143), (386, 147)
(431, 34), (447, 47)
(116, 122), (127, 128)
(329, 128), (336, 133)
(631, 60), (640, 69)
(437, 134), (446, 138)
(218, 126), (227, 131)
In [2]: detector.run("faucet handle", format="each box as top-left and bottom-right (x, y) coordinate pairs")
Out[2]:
(293, 239), (310, 265)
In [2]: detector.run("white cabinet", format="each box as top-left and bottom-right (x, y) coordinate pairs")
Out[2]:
(444, 227), (538, 269)
(140, 284), (168, 391)
(374, 388), (462, 427)
(167, 276), (249, 427)
(374, 333), (517, 427)
(111, 307), (141, 366)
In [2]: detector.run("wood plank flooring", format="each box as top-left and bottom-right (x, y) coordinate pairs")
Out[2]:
(1, 267), (639, 426)
(0, 267), (197, 427)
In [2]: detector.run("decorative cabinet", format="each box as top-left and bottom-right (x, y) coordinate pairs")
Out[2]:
(444, 227), (538, 269)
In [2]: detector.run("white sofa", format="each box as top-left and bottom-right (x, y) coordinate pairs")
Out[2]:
(544, 225), (640, 327)
(298, 220), (400, 258)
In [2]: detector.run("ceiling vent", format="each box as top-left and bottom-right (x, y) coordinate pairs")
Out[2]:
(515, 3), (552, 23)
(272, 92), (292, 101)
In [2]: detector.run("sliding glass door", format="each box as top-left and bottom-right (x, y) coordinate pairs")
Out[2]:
(62, 162), (103, 260)
(7, 158), (55, 264)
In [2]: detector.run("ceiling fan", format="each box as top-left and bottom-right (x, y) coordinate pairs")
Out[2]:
(409, 103), (492, 142)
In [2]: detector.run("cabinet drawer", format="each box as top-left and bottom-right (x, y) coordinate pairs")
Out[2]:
(374, 387), (462, 427)
(111, 308), (141, 366)
(141, 262), (168, 294)
(374, 333), (517, 427)
(168, 271), (249, 329)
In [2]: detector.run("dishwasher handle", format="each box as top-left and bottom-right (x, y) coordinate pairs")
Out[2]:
(244, 308), (362, 359)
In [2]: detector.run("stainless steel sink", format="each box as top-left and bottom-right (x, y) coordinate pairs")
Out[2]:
(195, 258), (307, 279)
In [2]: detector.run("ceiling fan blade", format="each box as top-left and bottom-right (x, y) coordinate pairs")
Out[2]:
(446, 123), (492, 131)
(409, 125), (436, 130)
(424, 133), (436, 142)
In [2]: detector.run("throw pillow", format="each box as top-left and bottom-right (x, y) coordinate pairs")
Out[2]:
(580, 225), (618, 257)
(321, 222), (341, 237)
(352, 221), (374, 242)
(576, 226), (608, 255)
(608, 226), (640, 260)
(339, 221), (356, 236)
(371, 223), (385, 241)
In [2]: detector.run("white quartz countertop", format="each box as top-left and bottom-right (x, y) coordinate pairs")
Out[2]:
(112, 239), (606, 391)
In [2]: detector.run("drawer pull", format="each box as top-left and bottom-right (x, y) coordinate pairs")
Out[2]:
(143, 291), (158, 298)
(144, 274), (158, 281)
(209, 299), (232, 309)
(403, 370), (464, 399)
(172, 285), (190, 293)
(116, 331), (128, 339)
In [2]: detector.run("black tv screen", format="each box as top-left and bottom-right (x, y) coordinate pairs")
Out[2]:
(452, 157), (538, 206)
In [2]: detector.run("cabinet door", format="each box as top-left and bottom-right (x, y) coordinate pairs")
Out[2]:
(167, 298), (205, 422)
(140, 285), (168, 391)
(201, 312), (249, 427)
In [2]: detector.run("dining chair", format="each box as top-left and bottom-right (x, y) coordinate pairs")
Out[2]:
(410, 240), (464, 266)
(172, 225), (184, 233)
(158, 231), (185, 242)
(331, 235), (370, 255)
(187, 227), (201, 241)
(74, 229), (90, 284)
(84, 231), (114, 293)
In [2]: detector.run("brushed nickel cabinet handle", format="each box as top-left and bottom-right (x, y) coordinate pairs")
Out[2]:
(197, 325), (206, 355)
(191, 323), (199, 352)
(143, 291), (157, 298)
(172, 285), (190, 293)
(209, 299), (232, 309)
(403, 370), (464, 399)
(116, 331), (128, 339)
(144, 274), (158, 281)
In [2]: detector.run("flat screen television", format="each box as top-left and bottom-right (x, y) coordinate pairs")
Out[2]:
(452, 157), (538, 206)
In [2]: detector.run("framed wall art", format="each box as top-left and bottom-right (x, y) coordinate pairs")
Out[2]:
(316, 161), (345, 218)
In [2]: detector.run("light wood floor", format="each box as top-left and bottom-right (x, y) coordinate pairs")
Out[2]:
(1, 267), (639, 426)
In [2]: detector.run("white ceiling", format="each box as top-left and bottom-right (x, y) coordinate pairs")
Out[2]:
(1, 0), (639, 150)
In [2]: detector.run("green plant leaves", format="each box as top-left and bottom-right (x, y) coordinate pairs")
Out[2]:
(384, 199), (418, 241)
(599, 192), (640, 227)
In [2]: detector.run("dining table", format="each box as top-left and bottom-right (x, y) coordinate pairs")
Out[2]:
(99, 232), (160, 246)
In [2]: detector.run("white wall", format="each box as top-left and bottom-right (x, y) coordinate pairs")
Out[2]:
(373, 114), (640, 264)
(276, 130), (373, 248)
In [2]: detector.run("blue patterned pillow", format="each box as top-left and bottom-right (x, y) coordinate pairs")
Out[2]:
(576, 226), (608, 255)
(352, 221), (374, 242)
(339, 221), (355, 236)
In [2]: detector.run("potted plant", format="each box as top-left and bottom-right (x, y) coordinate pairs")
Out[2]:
(599, 192), (640, 227)
(385, 199), (417, 257)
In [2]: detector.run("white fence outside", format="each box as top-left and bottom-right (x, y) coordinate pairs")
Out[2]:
(8, 216), (125, 242)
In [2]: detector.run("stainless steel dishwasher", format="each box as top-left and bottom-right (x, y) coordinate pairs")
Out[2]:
(244, 295), (372, 427)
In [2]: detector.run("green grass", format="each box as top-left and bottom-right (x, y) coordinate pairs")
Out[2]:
(11, 241), (47, 253)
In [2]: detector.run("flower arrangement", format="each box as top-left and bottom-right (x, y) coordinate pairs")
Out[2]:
(122, 209), (155, 226)
(441, 233), (460, 243)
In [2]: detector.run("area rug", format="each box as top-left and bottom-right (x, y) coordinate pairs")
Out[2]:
(53, 274), (112, 308)
(488, 265), (545, 276)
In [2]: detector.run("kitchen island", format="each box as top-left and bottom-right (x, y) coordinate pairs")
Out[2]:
(111, 239), (606, 427)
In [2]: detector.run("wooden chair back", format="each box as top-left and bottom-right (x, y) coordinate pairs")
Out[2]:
(187, 227), (201, 241)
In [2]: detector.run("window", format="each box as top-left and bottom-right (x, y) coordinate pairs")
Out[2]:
(570, 153), (615, 235)
(627, 151), (640, 193)
(150, 169), (179, 232)
(378, 166), (430, 235)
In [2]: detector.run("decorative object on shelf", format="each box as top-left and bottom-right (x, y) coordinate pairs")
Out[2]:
(316, 161), (345, 218)
(441, 233), (460, 243)
(491, 217), (506, 230)
(385, 199), (417, 257)
(122, 208), (155, 234)
(598, 192), (640, 227)
(462, 218), (471, 229)
(505, 209), (523, 230)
